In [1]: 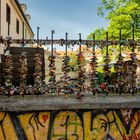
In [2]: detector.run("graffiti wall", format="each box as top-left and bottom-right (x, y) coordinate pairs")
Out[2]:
(0, 109), (140, 140)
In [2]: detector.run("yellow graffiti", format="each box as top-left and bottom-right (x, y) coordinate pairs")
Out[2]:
(51, 111), (83, 140)
(83, 112), (108, 140)
(0, 110), (140, 140)
(18, 112), (50, 140)
(107, 110), (140, 140)
(0, 113), (18, 140)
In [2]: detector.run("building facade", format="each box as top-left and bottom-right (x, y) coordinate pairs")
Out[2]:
(0, 0), (34, 39)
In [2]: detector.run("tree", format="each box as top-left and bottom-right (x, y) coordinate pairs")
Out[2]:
(87, 27), (106, 40)
(98, 0), (140, 40)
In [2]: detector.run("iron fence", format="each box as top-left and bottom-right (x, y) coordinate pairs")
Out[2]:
(0, 31), (139, 98)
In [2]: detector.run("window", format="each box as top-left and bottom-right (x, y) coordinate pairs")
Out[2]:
(6, 4), (11, 24)
(16, 19), (19, 34)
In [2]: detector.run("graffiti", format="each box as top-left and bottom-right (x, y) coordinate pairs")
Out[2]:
(122, 132), (140, 140)
(0, 113), (7, 140)
(0, 109), (140, 140)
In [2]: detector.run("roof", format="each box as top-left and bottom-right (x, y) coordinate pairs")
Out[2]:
(14, 0), (34, 37)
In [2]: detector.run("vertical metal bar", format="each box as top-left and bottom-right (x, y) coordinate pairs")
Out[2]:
(104, 31), (110, 89)
(119, 29), (122, 54)
(132, 24), (135, 52)
(46, 36), (48, 41)
(79, 33), (82, 54)
(93, 33), (95, 52)
(51, 30), (55, 56)
(37, 27), (40, 44)
(46, 36), (48, 48)
(65, 32), (68, 56)
(106, 32), (108, 55)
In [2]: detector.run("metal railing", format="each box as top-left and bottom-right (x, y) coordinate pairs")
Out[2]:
(0, 30), (139, 98)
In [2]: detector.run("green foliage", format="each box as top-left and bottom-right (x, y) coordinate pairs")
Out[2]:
(87, 0), (140, 77)
(100, 45), (120, 63)
(68, 53), (77, 71)
(110, 66), (115, 73)
(97, 66), (104, 73)
(87, 27), (106, 40)
(97, 0), (140, 40)
(68, 52), (86, 71)
(96, 72), (105, 84)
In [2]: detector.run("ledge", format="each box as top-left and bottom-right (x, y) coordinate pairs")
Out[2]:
(0, 94), (140, 111)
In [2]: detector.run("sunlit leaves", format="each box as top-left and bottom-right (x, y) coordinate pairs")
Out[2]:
(97, 0), (140, 40)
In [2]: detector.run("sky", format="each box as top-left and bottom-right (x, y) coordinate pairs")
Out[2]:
(20, 0), (109, 40)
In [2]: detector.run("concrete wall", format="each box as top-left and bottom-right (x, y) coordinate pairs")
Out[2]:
(0, 109), (140, 140)
(0, 95), (139, 140)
